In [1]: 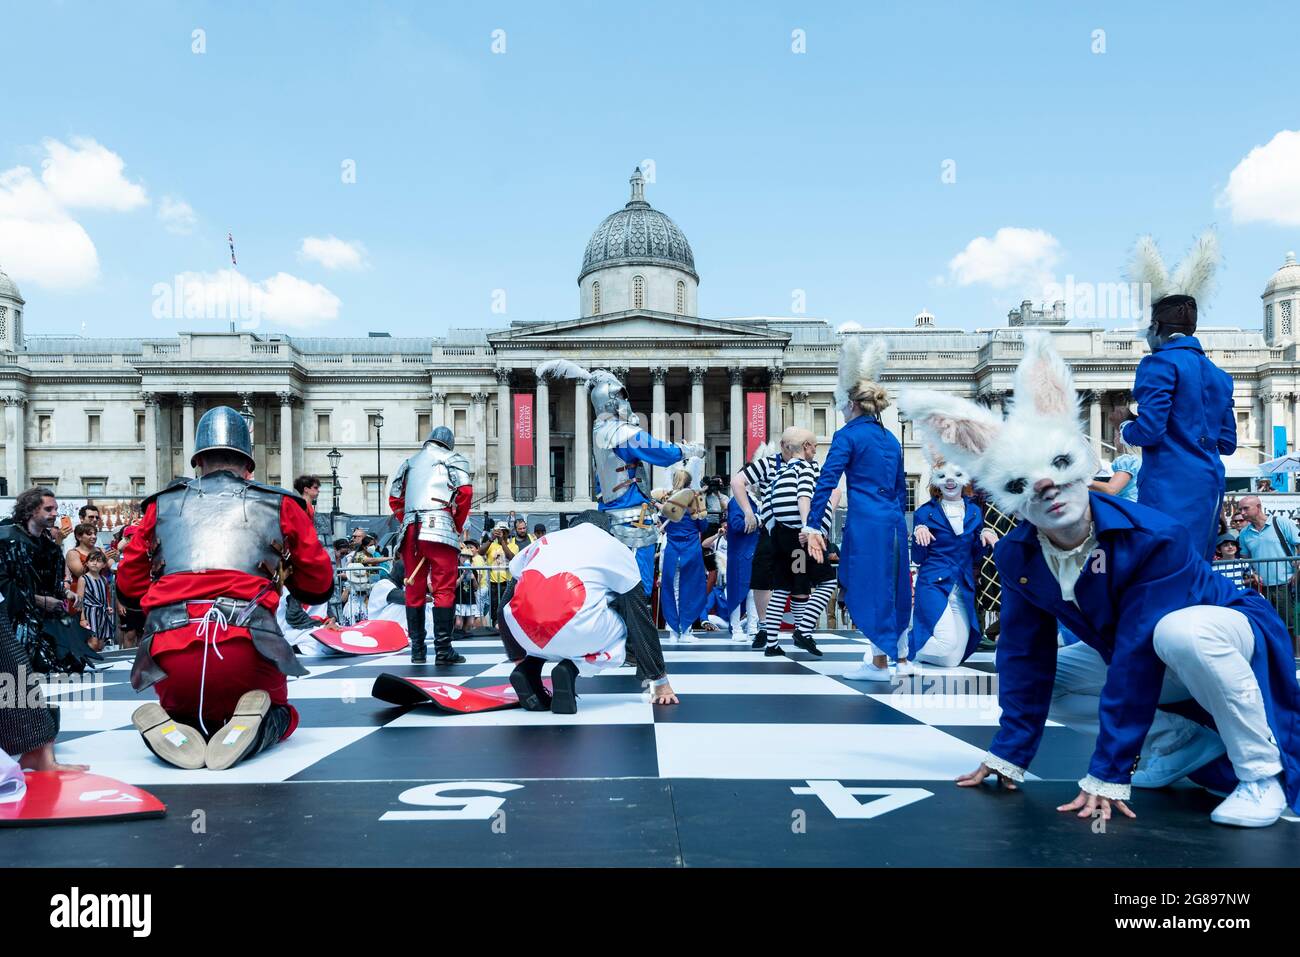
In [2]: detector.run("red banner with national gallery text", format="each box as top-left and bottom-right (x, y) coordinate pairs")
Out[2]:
(745, 392), (767, 462)
(513, 393), (534, 467)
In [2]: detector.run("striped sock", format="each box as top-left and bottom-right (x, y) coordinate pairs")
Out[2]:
(797, 582), (837, 635)
(764, 590), (790, 646)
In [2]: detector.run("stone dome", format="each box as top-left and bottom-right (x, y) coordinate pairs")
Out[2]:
(0, 265), (22, 303)
(579, 168), (697, 282)
(1264, 251), (1300, 297)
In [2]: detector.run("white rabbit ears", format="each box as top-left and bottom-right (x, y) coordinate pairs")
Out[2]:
(899, 333), (1080, 465)
(834, 336), (889, 408)
(1127, 229), (1220, 305)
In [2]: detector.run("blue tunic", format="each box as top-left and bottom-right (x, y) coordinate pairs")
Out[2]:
(908, 497), (988, 664)
(807, 414), (911, 658)
(1122, 337), (1236, 559)
(660, 514), (709, 634)
(992, 493), (1300, 811)
(595, 425), (690, 594)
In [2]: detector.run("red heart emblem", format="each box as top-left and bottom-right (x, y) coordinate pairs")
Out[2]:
(510, 569), (586, 649)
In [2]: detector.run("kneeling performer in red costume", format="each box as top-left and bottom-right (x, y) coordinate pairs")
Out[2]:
(118, 406), (334, 770)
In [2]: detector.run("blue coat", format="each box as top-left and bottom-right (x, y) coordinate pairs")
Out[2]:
(660, 514), (709, 633)
(909, 497), (988, 663)
(724, 496), (759, 616)
(807, 414), (911, 658)
(992, 493), (1300, 812)
(1122, 337), (1236, 559)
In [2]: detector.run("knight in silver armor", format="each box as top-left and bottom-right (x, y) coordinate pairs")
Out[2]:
(120, 405), (336, 771)
(536, 360), (705, 595)
(389, 425), (472, 663)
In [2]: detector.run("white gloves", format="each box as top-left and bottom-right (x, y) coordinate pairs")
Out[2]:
(679, 442), (707, 460)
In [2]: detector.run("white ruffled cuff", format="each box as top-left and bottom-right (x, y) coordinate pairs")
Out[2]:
(983, 751), (1026, 782)
(1078, 774), (1131, 801)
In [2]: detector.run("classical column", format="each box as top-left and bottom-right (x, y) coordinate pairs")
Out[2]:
(471, 392), (490, 498)
(143, 392), (160, 492)
(1263, 391), (1287, 459)
(179, 392), (196, 476)
(729, 367), (744, 471)
(574, 379), (591, 501)
(651, 366), (669, 490)
(237, 391), (255, 445)
(1085, 390), (1102, 458)
(277, 391), (295, 486)
(535, 372), (551, 502)
(767, 366), (785, 442)
(494, 368), (513, 503)
(430, 390), (447, 430)
(792, 390), (811, 430)
(3, 394), (26, 494)
(690, 366), (707, 446)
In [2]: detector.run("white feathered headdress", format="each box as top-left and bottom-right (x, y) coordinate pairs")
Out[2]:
(537, 359), (594, 383)
(834, 335), (889, 412)
(898, 332), (1097, 516)
(1127, 229), (1220, 307)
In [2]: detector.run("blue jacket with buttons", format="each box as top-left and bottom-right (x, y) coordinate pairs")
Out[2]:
(1120, 336), (1235, 558)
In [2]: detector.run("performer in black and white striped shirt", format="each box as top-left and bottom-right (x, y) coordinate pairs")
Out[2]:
(760, 427), (840, 658)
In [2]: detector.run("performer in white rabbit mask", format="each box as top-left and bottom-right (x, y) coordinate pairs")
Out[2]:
(907, 451), (999, 669)
(899, 333), (1300, 829)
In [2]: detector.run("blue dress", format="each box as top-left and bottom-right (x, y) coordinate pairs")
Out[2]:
(1122, 337), (1235, 559)
(660, 514), (709, 634)
(992, 493), (1300, 811)
(807, 414), (911, 658)
(908, 497), (988, 664)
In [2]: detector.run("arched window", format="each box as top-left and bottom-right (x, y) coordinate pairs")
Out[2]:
(676, 281), (685, 314)
(633, 275), (645, 310)
(592, 281), (601, 315)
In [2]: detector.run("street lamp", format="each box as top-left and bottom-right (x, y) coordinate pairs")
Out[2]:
(327, 446), (342, 516)
(374, 411), (384, 514)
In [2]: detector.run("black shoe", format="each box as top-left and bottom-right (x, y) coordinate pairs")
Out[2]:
(550, 659), (579, 714)
(751, 629), (768, 650)
(764, 643), (786, 657)
(792, 631), (823, 657)
(406, 606), (427, 664)
(509, 661), (550, 711)
(432, 606), (466, 664)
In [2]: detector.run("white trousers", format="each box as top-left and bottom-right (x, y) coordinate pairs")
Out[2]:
(1050, 606), (1282, 782)
(729, 592), (760, 635)
(913, 586), (972, 668)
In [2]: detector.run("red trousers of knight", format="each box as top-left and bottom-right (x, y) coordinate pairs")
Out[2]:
(401, 524), (459, 608)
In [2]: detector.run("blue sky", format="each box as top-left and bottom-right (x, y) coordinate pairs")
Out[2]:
(2, 0), (1297, 338)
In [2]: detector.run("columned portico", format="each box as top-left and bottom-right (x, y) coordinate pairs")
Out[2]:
(278, 391), (295, 485)
(535, 372), (551, 502)
(472, 392), (490, 495)
(143, 392), (160, 491)
(431, 390), (447, 430)
(3, 394), (25, 493)
(767, 366), (785, 442)
(179, 391), (196, 476)
(573, 379), (590, 501)
(729, 367), (744, 469)
(651, 366), (668, 490)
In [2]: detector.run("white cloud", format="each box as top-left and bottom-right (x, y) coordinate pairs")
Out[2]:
(0, 166), (99, 287)
(947, 227), (1062, 291)
(158, 196), (197, 235)
(0, 137), (150, 290)
(299, 235), (368, 270)
(1218, 129), (1300, 226)
(40, 137), (148, 211)
(155, 269), (341, 329)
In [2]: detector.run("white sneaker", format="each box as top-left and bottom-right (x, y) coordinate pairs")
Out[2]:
(680, 632), (699, 643)
(842, 662), (893, 682)
(730, 630), (750, 642)
(896, 660), (921, 676)
(664, 629), (679, 644)
(1210, 776), (1287, 828)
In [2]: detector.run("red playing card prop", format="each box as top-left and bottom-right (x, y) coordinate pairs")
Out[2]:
(509, 569), (586, 648)
(371, 673), (552, 714)
(0, 771), (165, 827)
(312, 618), (409, 655)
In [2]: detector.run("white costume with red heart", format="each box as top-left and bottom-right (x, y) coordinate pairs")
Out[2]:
(500, 524), (641, 674)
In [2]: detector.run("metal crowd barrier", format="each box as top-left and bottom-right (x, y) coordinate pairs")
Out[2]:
(1211, 556), (1300, 651)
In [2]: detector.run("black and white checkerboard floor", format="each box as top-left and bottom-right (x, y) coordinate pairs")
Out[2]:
(15, 631), (1300, 867)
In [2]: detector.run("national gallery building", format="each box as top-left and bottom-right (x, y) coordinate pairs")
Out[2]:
(1, 169), (1298, 516)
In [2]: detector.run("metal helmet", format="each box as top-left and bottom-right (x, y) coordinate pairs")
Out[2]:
(191, 405), (254, 469)
(589, 370), (632, 420)
(427, 425), (455, 450)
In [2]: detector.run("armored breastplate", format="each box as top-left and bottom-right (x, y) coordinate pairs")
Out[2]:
(593, 418), (643, 505)
(151, 472), (287, 579)
(403, 443), (471, 514)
